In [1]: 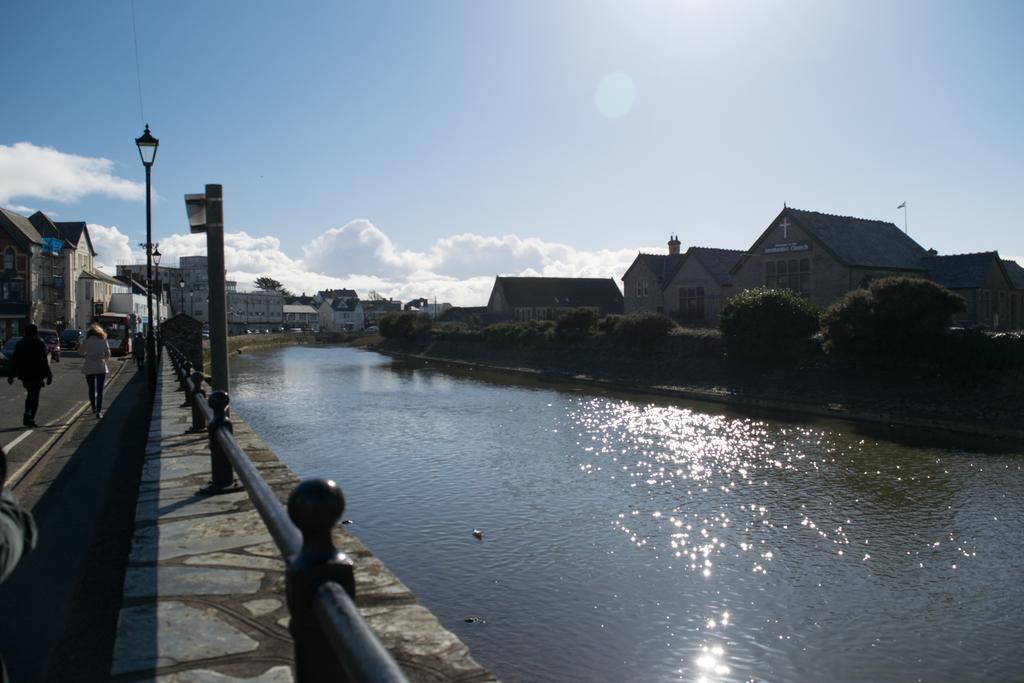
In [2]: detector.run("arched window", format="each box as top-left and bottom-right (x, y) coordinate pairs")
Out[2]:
(3, 247), (14, 271)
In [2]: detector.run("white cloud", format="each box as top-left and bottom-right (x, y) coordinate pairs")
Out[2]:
(0, 142), (143, 204)
(89, 223), (143, 275)
(111, 219), (646, 306)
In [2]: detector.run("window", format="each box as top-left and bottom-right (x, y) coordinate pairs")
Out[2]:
(3, 248), (14, 271)
(1, 280), (23, 302)
(765, 258), (810, 297)
(981, 290), (992, 321)
(678, 286), (705, 319)
(636, 279), (649, 297)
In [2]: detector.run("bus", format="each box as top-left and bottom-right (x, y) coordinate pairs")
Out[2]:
(94, 312), (134, 356)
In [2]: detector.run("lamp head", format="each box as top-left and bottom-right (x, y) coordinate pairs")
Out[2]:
(135, 124), (159, 166)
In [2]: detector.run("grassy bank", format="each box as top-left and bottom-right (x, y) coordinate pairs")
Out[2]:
(377, 327), (1024, 439)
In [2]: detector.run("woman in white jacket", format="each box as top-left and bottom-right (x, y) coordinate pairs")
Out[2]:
(80, 324), (111, 418)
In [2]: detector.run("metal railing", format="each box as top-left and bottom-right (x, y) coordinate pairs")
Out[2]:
(165, 344), (409, 683)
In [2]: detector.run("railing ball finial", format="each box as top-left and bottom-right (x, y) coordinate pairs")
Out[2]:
(208, 389), (230, 415)
(288, 479), (345, 540)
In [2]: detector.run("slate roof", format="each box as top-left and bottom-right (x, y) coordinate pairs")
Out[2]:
(327, 297), (360, 312)
(921, 252), (1003, 290)
(624, 253), (686, 283)
(318, 288), (357, 299)
(283, 304), (318, 315)
(685, 247), (744, 286)
(493, 276), (624, 314)
(28, 211), (69, 245)
(785, 208), (928, 270)
(1002, 259), (1024, 290)
(0, 208), (43, 245)
(55, 221), (95, 255)
(285, 294), (317, 306)
(114, 274), (149, 294)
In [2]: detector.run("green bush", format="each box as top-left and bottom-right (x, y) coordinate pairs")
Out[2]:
(597, 315), (621, 334)
(933, 329), (1024, 369)
(868, 277), (965, 354)
(611, 313), (679, 346)
(379, 312), (431, 339)
(821, 289), (878, 357)
(554, 308), (598, 343)
(482, 322), (549, 348)
(719, 288), (819, 364)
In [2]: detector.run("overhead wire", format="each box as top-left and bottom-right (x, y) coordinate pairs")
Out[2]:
(130, 0), (146, 126)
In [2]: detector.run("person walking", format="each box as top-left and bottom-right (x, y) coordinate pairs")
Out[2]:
(80, 324), (111, 418)
(5, 324), (53, 428)
(132, 332), (145, 370)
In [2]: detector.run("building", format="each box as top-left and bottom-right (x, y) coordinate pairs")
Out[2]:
(228, 290), (285, 334)
(621, 236), (686, 315)
(662, 247), (745, 325)
(283, 303), (319, 330)
(729, 207), (931, 309)
(0, 208), (42, 339)
(485, 276), (623, 322)
(362, 298), (402, 325)
(921, 252), (1018, 330)
(318, 295), (364, 331)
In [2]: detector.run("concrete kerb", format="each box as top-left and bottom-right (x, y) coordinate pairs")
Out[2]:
(110, 349), (497, 682)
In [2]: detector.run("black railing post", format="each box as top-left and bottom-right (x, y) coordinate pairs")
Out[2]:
(204, 390), (235, 490)
(179, 360), (192, 392)
(190, 371), (207, 432)
(287, 479), (355, 683)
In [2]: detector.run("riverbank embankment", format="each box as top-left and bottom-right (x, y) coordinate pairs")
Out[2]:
(375, 334), (1024, 444)
(108, 350), (496, 681)
(201, 331), (351, 367)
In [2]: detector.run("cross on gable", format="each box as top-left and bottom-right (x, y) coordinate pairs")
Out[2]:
(779, 218), (791, 239)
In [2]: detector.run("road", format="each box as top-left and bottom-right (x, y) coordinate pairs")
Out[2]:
(1, 351), (134, 489)
(0, 351), (150, 681)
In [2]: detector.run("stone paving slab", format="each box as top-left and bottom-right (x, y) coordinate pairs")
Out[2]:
(110, 353), (496, 682)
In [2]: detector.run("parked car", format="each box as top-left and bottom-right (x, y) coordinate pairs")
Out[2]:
(0, 336), (22, 372)
(38, 328), (60, 362)
(61, 328), (84, 350)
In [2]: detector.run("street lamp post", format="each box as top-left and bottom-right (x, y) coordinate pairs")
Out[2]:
(153, 244), (162, 342)
(179, 280), (185, 315)
(135, 124), (159, 387)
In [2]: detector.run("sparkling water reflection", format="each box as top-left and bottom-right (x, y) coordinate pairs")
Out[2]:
(232, 346), (1024, 682)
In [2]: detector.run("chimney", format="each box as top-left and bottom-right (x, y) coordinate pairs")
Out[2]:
(668, 234), (681, 256)
(927, 248), (938, 256)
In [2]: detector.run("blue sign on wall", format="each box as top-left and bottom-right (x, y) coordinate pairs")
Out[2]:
(53, 275), (65, 289)
(42, 237), (64, 255)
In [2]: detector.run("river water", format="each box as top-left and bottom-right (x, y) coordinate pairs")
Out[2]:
(231, 345), (1024, 682)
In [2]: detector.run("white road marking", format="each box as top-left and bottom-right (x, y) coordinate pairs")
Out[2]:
(2, 428), (34, 452)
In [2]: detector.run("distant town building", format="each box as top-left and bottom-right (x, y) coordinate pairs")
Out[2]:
(486, 276), (623, 322)
(318, 294), (364, 331)
(283, 303), (319, 330)
(363, 298), (402, 325)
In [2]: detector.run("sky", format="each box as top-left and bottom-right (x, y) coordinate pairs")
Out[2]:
(2, 0), (1022, 304)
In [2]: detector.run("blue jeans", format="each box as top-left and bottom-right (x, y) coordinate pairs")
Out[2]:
(86, 374), (106, 413)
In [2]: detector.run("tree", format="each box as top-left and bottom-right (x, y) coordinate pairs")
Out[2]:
(719, 287), (820, 365)
(254, 277), (292, 297)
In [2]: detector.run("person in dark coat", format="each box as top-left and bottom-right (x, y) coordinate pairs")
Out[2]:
(5, 324), (53, 428)
(132, 332), (146, 369)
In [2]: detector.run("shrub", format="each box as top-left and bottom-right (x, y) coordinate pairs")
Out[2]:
(611, 313), (678, 347)
(379, 312), (431, 339)
(868, 277), (965, 354)
(554, 308), (598, 343)
(597, 315), (621, 334)
(482, 322), (545, 348)
(821, 289), (878, 357)
(719, 288), (819, 364)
